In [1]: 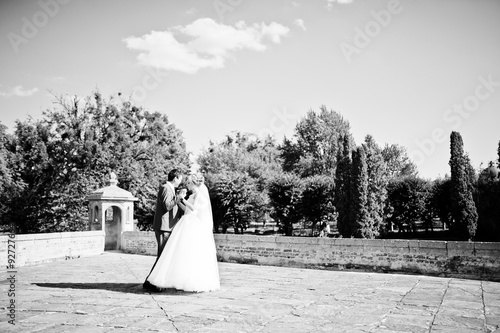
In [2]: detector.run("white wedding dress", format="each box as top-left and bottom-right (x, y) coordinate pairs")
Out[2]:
(147, 184), (220, 292)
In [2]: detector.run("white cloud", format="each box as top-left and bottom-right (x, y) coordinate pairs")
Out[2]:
(0, 85), (39, 97)
(294, 19), (306, 31)
(124, 18), (290, 74)
(326, 0), (353, 10)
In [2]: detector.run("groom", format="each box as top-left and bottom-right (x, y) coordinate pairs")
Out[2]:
(153, 168), (184, 257)
(143, 168), (183, 291)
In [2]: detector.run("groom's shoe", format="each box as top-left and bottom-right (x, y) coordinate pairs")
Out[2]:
(143, 280), (158, 291)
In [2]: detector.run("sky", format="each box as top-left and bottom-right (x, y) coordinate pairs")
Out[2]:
(1, 0), (499, 180)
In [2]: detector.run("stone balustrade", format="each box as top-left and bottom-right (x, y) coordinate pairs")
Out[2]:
(3, 230), (499, 281)
(122, 231), (500, 281)
(0, 231), (105, 268)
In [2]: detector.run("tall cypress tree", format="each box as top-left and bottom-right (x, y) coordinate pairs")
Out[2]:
(449, 131), (478, 239)
(363, 135), (388, 238)
(350, 146), (370, 238)
(334, 135), (352, 237)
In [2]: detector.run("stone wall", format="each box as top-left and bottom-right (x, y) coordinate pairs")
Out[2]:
(121, 231), (500, 281)
(0, 231), (105, 268)
(215, 235), (500, 281)
(121, 231), (157, 255)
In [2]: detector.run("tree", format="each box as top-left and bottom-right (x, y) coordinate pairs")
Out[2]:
(381, 143), (418, 179)
(300, 175), (335, 235)
(198, 132), (283, 186)
(4, 118), (89, 233)
(449, 131), (478, 240)
(334, 135), (352, 237)
(476, 161), (500, 241)
(268, 173), (303, 236)
(431, 177), (453, 229)
(2, 92), (190, 233)
(363, 135), (389, 238)
(0, 123), (11, 186)
(0, 122), (25, 232)
(495, 137), (500, 160)
(207, 172), (268, 234)
(349, 146), (370, 238)
(280, 137), (302, 173)
(386, 177), (433, 234)
(280, 105), (353, 177)
(198, 132), (282, 232)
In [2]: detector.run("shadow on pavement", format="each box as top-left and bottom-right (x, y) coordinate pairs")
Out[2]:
(33, 283), (194, 295)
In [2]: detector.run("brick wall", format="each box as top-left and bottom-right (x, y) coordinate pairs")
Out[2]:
(0, 231), (105, 267)
(122, 231), (500, 281)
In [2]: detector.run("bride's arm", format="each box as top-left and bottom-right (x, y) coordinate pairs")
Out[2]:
(180, 193), (207, 212)
(180, 196), (195, 211)
(177, 201), (187, 211)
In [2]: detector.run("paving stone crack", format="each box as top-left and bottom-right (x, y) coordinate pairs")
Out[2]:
(118, 254), (141, 281)
(369, 277), (422, 333)
(428, 278), (452, 333)
(150, 295), (179, 332)
(9, 254), (500, 333)
(455, 285), (481, 298)
(247, 287), (293, 332)
(480, 281), (491, 333)
(262, 300), (318, 331)
(233, 286), (320, 332)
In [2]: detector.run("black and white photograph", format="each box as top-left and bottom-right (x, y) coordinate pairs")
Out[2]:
(1, 0), (500, 332)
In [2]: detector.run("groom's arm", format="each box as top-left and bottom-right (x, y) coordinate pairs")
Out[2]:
(162, 186), (181, 212)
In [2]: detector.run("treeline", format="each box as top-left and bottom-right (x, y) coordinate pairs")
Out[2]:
(199, 107), (500, 241)
(1, 95), (499, 241)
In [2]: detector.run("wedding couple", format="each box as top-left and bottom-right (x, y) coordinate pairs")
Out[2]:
(143, 169), (220, 292)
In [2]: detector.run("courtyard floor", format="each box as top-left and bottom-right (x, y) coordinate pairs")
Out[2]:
(1, 252), (499, 332)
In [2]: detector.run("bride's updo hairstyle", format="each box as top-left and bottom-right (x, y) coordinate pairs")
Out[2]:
(189, 172), (204, 186)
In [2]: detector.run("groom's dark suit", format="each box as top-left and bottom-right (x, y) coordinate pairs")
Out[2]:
(152, 182), (183, 256)
(144, 177), (184, 292)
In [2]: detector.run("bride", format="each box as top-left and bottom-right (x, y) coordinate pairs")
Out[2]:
(146, 173), (220, 292)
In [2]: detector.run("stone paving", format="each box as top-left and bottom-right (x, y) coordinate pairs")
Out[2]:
(1, 252), (500, 333)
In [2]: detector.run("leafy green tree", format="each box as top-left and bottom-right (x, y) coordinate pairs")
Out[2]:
(300, 175), (335, 235)
(449, 131), (478, 240)
(363, 135), (389, 237)
(268, 173), (303, 236)
(349, 146), (370, 238)
(334, 135), (353, 237)
(280, 105), (353, 177)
